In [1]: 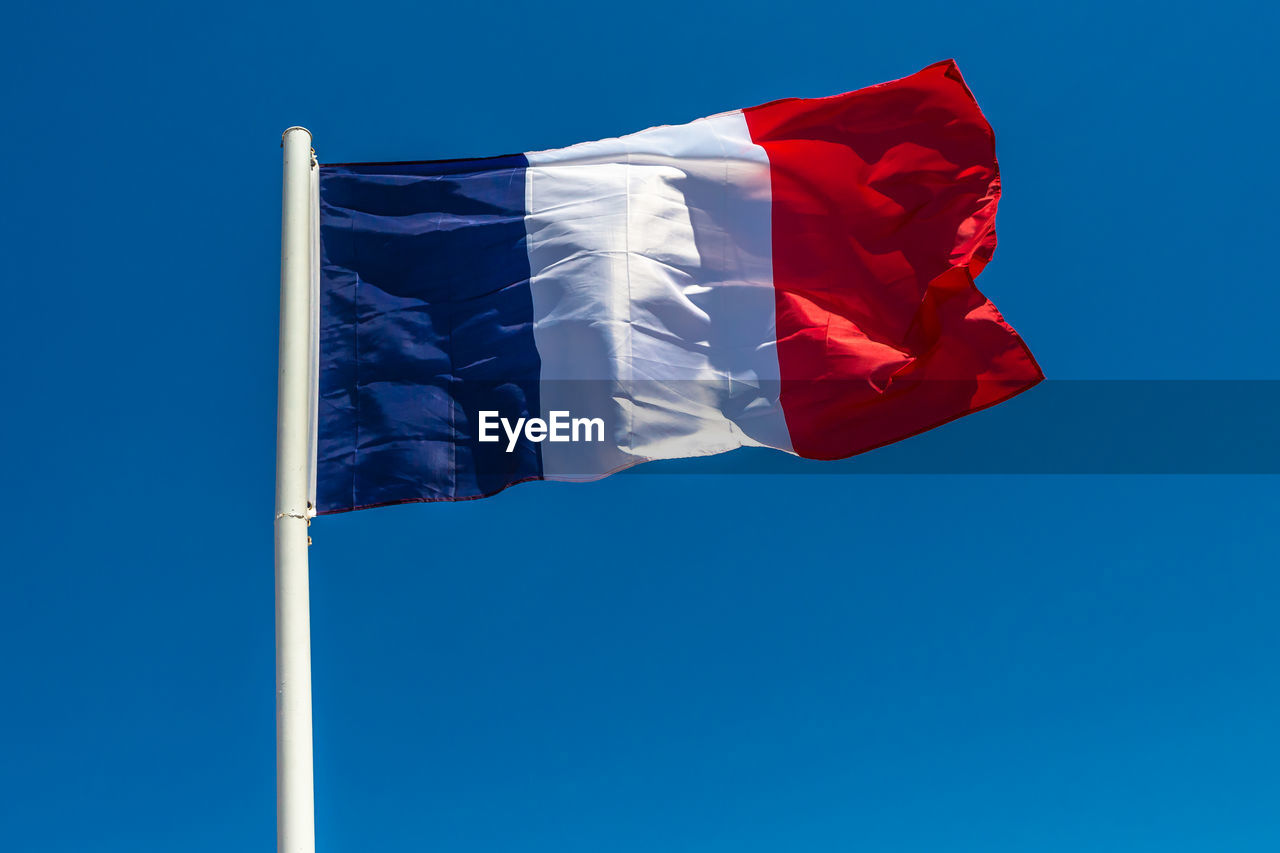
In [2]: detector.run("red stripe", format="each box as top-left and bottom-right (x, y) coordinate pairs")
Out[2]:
(744, 60), (1043, 459)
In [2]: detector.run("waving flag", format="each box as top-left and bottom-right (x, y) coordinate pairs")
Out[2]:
(314, 60), (1042, 512)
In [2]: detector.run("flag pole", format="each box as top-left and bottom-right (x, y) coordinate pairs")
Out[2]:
(276, 126), (317, 853)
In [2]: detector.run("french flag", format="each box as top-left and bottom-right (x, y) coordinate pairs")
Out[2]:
(316, 60), (1042, 513)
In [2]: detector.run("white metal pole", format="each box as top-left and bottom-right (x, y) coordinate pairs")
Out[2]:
(276, 126), (316, 853)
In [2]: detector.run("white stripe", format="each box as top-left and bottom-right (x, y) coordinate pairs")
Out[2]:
(525, 110), (791, 479)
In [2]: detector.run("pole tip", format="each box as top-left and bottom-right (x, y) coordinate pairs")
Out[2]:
(282, 126), (313, 145)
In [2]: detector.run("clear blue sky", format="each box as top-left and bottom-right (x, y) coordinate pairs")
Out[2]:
(2, 1), (1277, 851)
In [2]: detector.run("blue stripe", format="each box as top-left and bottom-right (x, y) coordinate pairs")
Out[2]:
(317, 155), (541, 511)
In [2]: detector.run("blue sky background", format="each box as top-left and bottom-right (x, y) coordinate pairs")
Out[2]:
(2, 1), (1277, 850)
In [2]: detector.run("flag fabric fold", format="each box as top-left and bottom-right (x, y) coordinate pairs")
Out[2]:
(315, 59), (1042, 513)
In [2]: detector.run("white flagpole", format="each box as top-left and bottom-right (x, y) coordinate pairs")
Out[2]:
(276, 126), (317, 853)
